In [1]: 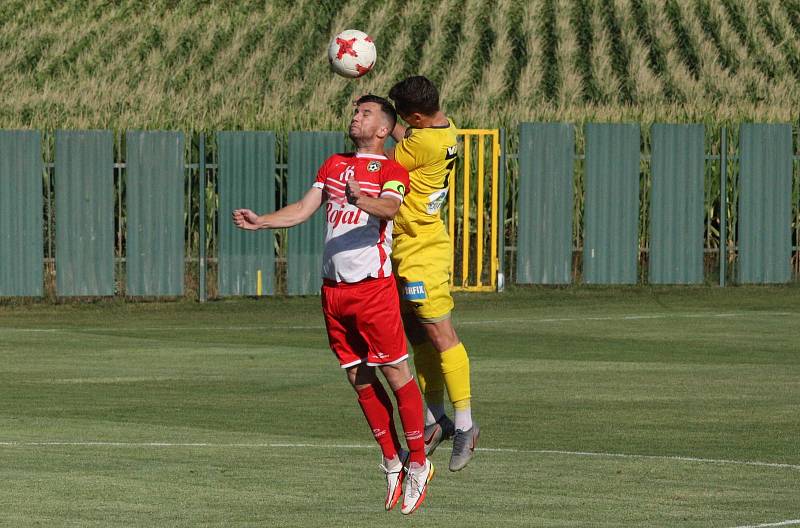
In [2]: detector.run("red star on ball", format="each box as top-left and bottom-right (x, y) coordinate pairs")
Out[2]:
(336, 37), (358, 60)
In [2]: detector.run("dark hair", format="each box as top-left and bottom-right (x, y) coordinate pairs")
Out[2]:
(356, 94), (397, 131)
(388, 76), (440, 116)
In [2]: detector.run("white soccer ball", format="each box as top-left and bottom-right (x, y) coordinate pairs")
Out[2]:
(328, 29), (376, 78)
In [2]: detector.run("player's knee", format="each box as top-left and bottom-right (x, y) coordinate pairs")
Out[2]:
(402, 313), (427, 345)
(424, 320), (459, 352)
(347, 364), (377, 388)
(379, 361), (412, 391)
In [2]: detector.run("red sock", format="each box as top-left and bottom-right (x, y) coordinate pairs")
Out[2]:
(394, 379), (426, 466)
(371, 381), (402, 451)
(356, 383), (400, 460)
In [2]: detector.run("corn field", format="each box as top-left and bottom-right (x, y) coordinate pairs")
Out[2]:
(1, 0), (799, 131)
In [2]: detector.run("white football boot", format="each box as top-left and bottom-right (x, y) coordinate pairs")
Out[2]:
(400, 458), (434, 515)
(380, 449), (408, 511)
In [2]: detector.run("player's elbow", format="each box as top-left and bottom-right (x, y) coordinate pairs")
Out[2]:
(380, 200), (401, 220)
(293, 202), (316, 223)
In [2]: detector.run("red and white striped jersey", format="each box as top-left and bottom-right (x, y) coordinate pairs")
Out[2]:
(312, 152), (410, 283)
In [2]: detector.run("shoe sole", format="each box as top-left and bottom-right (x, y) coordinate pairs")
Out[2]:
(401, 462), (435, 515)
(449, 428), (480, 472)
(385, 471), (404, 511)
(386, 451), (410, 511)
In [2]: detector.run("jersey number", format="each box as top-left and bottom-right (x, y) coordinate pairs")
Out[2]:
(443, 145), (457, 188)
(338, 165), (355, 181)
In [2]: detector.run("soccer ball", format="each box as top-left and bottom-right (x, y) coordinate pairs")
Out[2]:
(328, 29), (376, 78)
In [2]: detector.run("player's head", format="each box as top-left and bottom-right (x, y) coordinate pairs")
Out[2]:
(388, 76), (440, 124)
(349, 94), (397, 146)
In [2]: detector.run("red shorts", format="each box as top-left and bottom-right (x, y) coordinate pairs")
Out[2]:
(321, 276), (408, 369)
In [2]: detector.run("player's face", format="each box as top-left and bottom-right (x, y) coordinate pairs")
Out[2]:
(349, 102), (387, 142)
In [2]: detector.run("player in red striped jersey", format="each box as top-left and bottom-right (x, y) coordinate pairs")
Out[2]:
(232, 95), (433, 515)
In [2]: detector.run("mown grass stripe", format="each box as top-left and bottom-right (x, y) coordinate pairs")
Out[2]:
(1, 441), (799, 471)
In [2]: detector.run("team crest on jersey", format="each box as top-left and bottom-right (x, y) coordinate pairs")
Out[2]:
(367, 160), (381, 172)
(402, 281), (427, 301)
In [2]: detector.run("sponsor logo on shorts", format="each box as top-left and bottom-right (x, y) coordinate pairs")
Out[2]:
(403, 281), (427, 301)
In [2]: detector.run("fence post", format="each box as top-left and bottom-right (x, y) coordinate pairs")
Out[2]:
(199, 133), (207, 302)
(720, 127), (727, 287)
(498, 128), (507, 291)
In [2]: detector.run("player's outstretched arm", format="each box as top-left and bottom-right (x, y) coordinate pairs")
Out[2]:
(232, 188), (324, 230)
(345, 176), (401, 220)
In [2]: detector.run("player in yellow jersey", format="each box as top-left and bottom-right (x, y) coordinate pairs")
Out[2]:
(385, 76), (478, 472)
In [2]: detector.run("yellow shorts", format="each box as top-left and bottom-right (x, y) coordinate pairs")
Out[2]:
(391, 225), (454, 322)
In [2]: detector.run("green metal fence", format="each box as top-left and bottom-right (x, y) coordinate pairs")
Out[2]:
(216, 131), (276, 297)
(126, 131), (186, 296)
(516, 123), (573, 284)
(54, 130), (115, 297)
(737, 124), (793, 284)
(649, 124), (705, 284)
(0, 131), (43, 296)
(513, 123), (800, 286)
(582, 124), (640, 284)
(0, 124), (798, 300)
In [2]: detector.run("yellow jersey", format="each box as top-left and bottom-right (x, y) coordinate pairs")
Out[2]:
(392, 119), (458, 236)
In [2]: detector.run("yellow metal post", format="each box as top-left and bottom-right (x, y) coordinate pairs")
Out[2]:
(452, 129), (500, 292)
(476, 134), (485, 287)
(256, 269), (263, 296)
(449, 152), (456, 287)
(490, 132), (500, 289)
(461, 134), (470, 287)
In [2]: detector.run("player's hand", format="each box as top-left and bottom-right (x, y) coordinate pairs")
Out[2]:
(232, 208), (260, 230)
(345, 176), (361, 205)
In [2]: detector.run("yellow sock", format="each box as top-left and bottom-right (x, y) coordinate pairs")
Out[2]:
(453, 398), (471, 410)
(440, 342), (471, 404)
(412, 341), (444, 405)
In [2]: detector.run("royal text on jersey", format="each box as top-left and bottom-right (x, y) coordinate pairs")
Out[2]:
(326, 203), (364, 229)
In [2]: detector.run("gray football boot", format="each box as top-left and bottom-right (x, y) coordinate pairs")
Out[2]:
(449, 422), (480, 471)
(423, 415), (455, 456)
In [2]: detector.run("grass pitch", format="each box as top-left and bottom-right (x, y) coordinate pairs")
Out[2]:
(0, 286), (798, 527)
